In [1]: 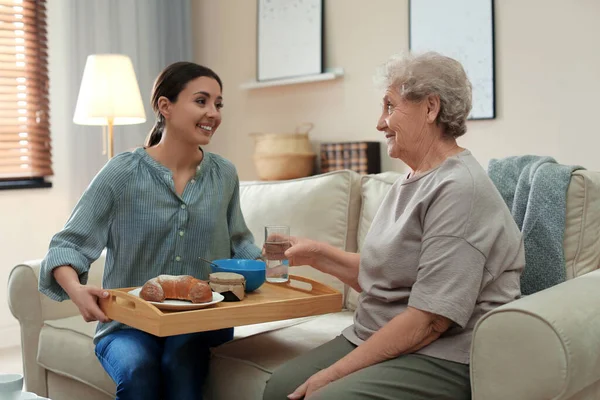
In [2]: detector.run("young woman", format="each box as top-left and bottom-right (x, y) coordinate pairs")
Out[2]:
(39, 62), (261, 400)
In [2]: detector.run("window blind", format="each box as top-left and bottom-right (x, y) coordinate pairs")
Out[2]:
(0, 0), (51, 180)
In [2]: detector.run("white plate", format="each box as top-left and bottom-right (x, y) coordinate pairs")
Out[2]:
(19, 392), (49, 399)
(128, 288), (224, 311)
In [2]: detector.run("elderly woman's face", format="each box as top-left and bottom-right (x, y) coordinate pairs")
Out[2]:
(376, 87), (431, 159)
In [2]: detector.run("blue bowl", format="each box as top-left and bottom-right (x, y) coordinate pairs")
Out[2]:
(210, 259), (266, 292)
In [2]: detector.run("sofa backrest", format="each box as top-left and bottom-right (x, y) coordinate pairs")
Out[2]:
(19, 169), (598, 322)
(69, 169), (600, 314)
(356, 170), (600, 268)
(345, 169), (600, 309)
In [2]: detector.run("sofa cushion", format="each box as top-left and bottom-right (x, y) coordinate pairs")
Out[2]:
(46, 371), (113, 400)
(206, 311), (354, 400)
(347, 172), (402, 311)
(233, 316), (317, 339)
(37, 315), (317, 398)
(38, 316), (115, 396)
(563, 170), (600, 279)
(357, 172), (403, 251)
(240, 170), (362, 297)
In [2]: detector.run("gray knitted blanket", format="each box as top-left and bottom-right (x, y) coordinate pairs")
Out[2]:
(488, 155), (583, 295)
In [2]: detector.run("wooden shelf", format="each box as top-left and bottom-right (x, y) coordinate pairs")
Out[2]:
(240, 68), (344, 90)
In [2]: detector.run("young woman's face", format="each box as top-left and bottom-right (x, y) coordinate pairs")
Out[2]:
(161, 76), (223, 146)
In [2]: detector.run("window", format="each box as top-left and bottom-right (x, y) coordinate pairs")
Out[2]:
(0, 0), (51, 189)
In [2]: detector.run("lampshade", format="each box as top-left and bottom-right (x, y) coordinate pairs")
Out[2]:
(73, 54), (146, 126)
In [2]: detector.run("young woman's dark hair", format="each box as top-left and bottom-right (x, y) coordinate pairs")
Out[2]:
(145, 62), (223, 147)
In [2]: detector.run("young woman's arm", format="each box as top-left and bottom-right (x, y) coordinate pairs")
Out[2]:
(41, 153), (134, 321)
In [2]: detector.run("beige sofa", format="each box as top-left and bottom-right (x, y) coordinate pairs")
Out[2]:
(8, 168), (600, 400)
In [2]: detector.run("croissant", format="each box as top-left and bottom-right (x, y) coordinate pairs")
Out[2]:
(140, 275), (212, 304)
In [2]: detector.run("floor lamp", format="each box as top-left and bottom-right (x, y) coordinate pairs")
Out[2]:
(73, 54), (146, 159)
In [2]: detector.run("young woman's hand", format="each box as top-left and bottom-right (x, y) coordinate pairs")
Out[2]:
(53, 265), (111, 323)
(67, 284), (111, 323)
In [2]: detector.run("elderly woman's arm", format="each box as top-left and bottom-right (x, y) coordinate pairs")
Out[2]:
(284, 237), (361, 292)
(289, 307), (452, 399)
(323, 237), (485, 381)
(291, 203), (488, 398)
(330, 307), (451, 377)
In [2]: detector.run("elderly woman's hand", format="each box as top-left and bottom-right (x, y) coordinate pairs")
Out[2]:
(284, 237), (323, 267)
(288, 367), (339, 399)
(263, 235), (323, 268)
(262, 235), (361, 291)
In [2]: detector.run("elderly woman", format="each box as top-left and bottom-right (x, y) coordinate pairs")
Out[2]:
(262, 52), (525, 400)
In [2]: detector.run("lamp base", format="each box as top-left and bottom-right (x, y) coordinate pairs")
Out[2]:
(104, 119), (114, 159)
(108, 119), (114, 158)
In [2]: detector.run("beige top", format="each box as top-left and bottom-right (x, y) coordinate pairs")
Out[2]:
(342, 150), (525, 364)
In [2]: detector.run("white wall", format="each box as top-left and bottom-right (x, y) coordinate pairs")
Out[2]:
(459, 0), (600, 171)
(193, 0), (600, 179)
(0, 0), (73, 349)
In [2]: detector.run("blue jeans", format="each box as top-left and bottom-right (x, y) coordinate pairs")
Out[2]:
(95, 327), (233, 400)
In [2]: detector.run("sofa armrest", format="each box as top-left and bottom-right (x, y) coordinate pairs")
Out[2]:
(10, 260), (81, 321)
(471, 269), (600, 400)
(7, 259), (83, 396)
(8, 253), (106, 396)
(8, 264), (43, 396)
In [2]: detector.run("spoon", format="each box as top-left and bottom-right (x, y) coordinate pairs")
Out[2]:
(198, 256), (220, 270)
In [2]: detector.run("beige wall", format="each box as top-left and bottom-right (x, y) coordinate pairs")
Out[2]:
(0, 0), (598, 348)
(0, 0), (72, 348)
(193, 0), (600, 180)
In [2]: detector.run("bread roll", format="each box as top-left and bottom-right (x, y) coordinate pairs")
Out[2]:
(140, 275), (212, 303)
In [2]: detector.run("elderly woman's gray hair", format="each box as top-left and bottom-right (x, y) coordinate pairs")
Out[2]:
(376, 52), (473, 138)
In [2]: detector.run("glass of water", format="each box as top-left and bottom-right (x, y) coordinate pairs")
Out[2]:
(264, 225), (290, 283)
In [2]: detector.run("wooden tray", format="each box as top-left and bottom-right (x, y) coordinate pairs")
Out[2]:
(98, 275), (343, 337)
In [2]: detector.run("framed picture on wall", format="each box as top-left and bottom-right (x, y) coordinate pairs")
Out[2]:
(409, 0), (496, 119)
(257, 0), (324, 81)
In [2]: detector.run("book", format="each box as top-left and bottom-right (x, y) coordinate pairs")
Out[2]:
(320, 141), (381, 175)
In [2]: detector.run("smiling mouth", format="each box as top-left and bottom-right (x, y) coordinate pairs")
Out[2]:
(197, 124), (213, 133)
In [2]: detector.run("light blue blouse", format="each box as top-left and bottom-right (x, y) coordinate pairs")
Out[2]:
(39, 147), (261, 343)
